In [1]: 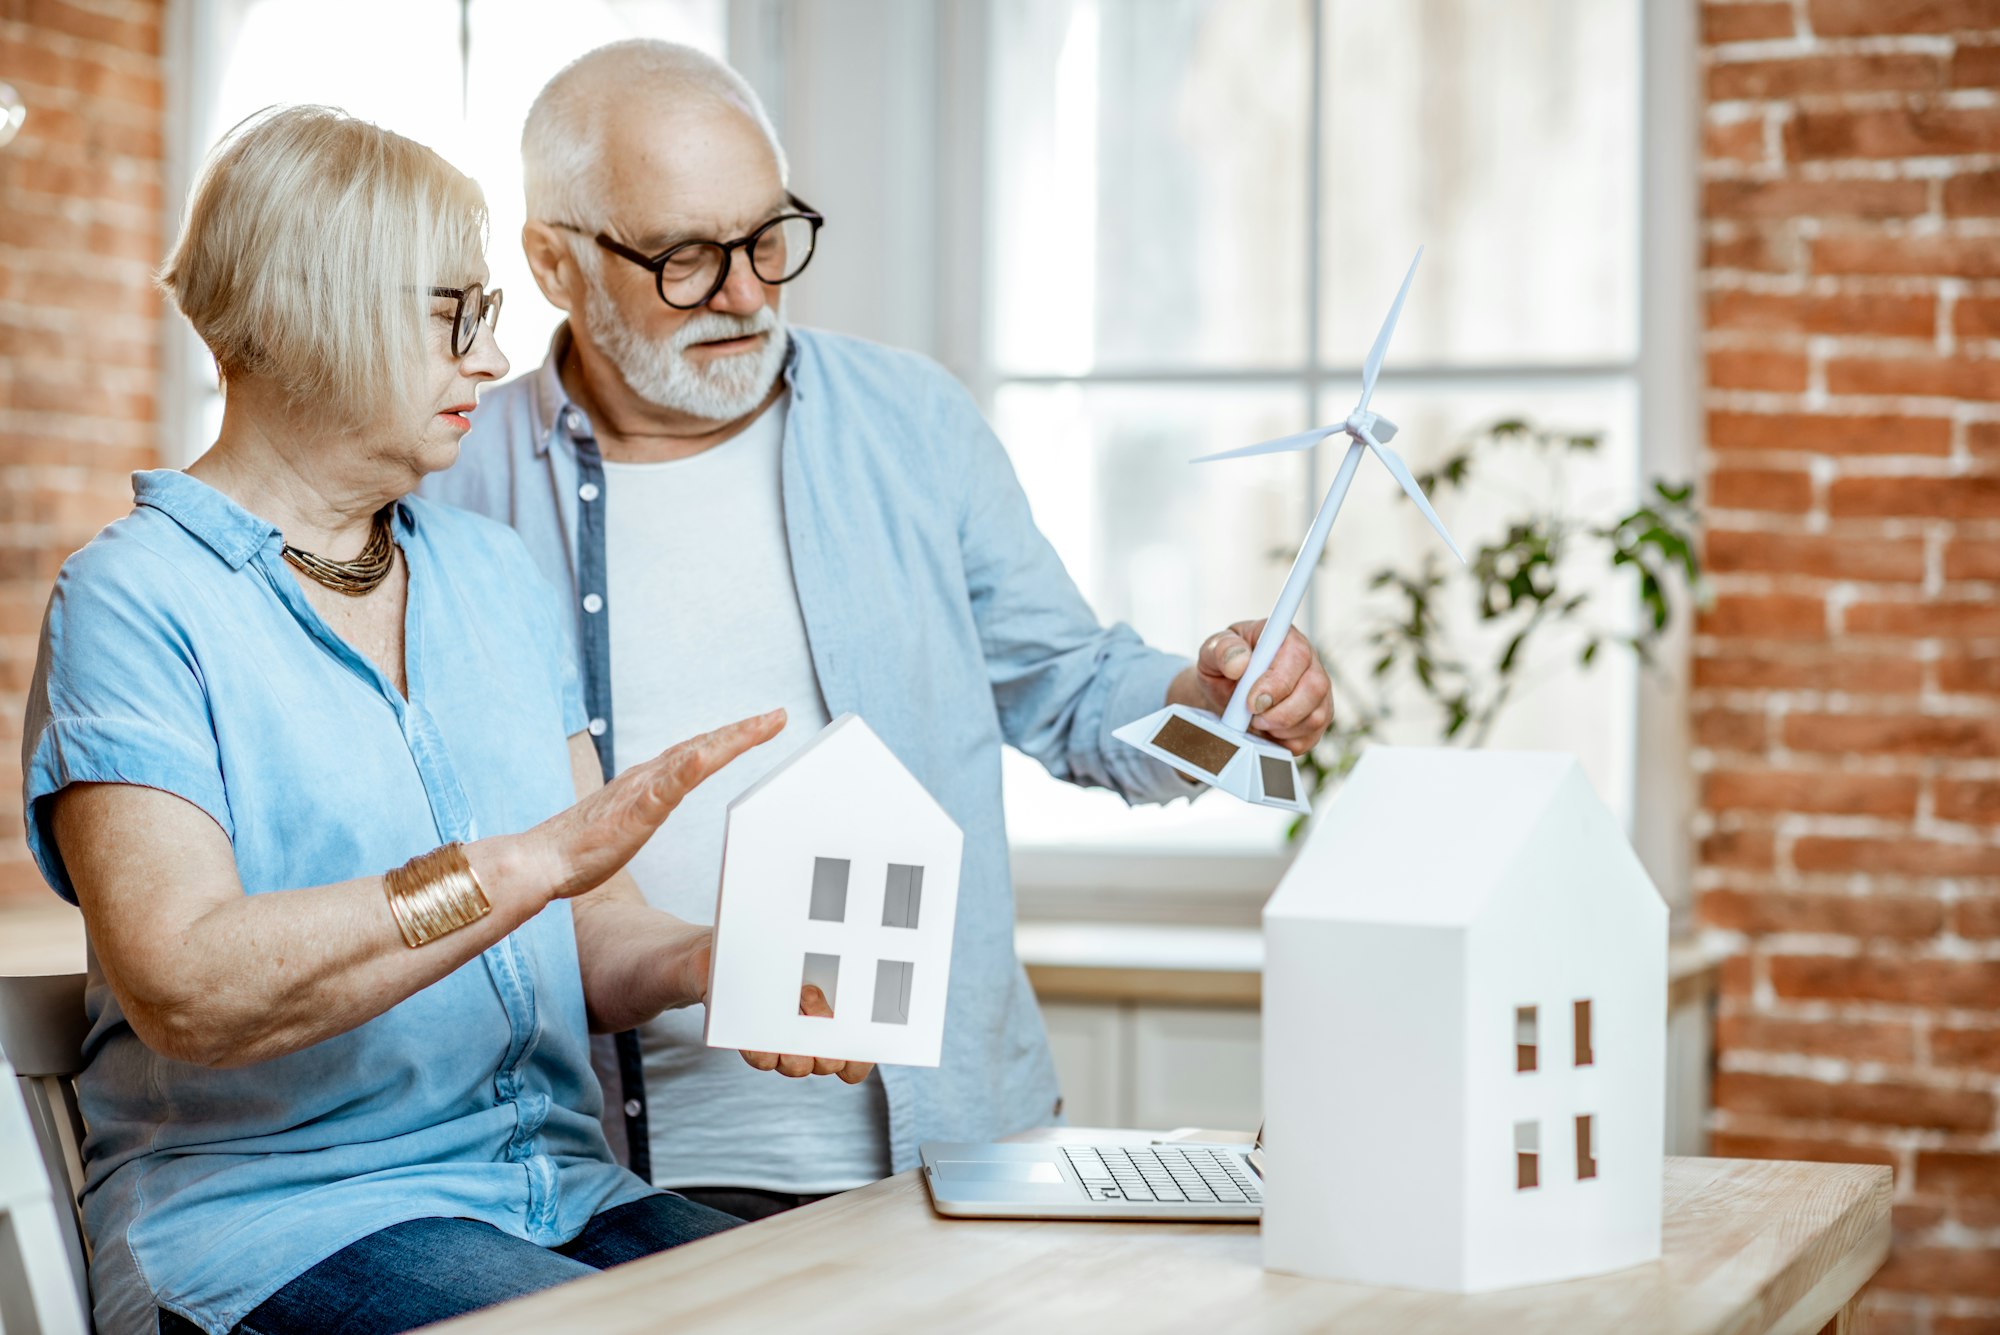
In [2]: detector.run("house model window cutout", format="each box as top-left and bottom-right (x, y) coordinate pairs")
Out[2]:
(1576, 1114), (1598, 1181)
(801, 952), (840, 1015)
(1514, 1122), (1539, 1190)
(1515, 1006), (1538, 1073)
(704, 713), (965, 1068)
(1261, 747), (1667, 1294)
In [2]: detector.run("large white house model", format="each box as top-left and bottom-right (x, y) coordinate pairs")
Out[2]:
(1262, 747), (1667, 1293)
(704, 713), (964, 1068)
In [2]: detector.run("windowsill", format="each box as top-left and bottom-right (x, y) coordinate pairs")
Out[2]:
(1018, 918), (1724, 1013)
(1010, 846), (1290, 927)
(1016, 921), (1263, 1007)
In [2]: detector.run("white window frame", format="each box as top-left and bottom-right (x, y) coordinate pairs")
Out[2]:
(924, 0), (1695, 921)
(708, 0), (1699, 923)
(160, 0), (1697, 923)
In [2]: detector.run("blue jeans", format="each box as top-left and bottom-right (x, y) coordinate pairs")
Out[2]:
(157, 1193), (738, 1335)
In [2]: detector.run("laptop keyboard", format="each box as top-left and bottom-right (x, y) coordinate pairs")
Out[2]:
(1062, 1144), (1263, 1205)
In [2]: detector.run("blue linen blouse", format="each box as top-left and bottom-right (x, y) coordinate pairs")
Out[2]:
(19, 469), (653, 1335)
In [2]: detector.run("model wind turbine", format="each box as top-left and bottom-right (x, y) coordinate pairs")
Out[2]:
(1114, 248), (1465, 817)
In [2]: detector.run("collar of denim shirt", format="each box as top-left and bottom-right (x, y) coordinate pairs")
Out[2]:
(527, 321), (805, 458)
(132, 468), (419, 571)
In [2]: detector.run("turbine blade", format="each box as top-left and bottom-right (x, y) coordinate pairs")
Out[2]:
(1360, 424), (1466, 565)
(1358, 246), (1423, 415)
(1192, 425), (1341, 464)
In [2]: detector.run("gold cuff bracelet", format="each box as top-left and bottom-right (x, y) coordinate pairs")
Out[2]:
(384, 841), (491, 948)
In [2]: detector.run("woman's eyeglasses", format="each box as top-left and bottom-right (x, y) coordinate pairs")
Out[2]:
(554, 195), (824, 311)
(430, 283), (504, 358)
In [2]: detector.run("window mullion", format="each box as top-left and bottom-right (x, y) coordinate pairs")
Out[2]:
(457, 0), (472, 119)
(1302, 0), (1326, 645)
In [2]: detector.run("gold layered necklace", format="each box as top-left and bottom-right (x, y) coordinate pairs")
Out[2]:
(282, 505), (396, 596)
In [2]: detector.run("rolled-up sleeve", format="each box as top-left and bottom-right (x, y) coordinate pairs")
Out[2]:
(941, 382), (1195, 805)
(22, 551), (230, 903)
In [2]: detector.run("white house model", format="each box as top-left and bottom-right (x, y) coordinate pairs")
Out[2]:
(703, 713), (964, 1068)
(1261, 747), (1667, 1293)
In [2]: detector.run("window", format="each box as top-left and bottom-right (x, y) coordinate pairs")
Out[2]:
(872, 960), (916, 1025)
(809, 856), (851, 922)
(978, 0), (1649, 870)
(1514, 1121), (1539, 1190)
(1574, 998), (1595, 1067)
(882, 864), (924, 929)
(1515, 1005), (1538, 1074)
(1576, 1113), (1598, 1181)
(173, 0), (728, 460)
(801, 952), (840, 1017)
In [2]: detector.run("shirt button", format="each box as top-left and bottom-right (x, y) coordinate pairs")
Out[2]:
(582, 593), (604, 614)
(565, 410), (586, 434)
(578, 482), (600, 502)
(588, 717), (607, 737)
(624, 1099), (643, 1118)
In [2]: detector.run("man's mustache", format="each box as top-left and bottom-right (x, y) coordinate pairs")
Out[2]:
(671, 309), (781, 353)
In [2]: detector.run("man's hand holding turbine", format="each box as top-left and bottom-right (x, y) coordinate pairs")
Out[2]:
(1166, 621), (1332, 758)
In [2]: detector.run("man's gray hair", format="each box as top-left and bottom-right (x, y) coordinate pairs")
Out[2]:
(522, 39), (789, 230)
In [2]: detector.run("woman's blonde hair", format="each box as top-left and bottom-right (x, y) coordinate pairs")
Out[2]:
(160, 105), (487, 420)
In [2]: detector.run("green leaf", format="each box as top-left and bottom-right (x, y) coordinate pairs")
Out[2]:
(1286, 420), (1702, 842)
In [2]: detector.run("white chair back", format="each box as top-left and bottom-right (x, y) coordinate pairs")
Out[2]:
(0, 971), (91, 1335)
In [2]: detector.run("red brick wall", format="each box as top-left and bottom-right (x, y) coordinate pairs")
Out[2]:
(1696, 3), (2000, 1330)
(0, 0), (165, 908)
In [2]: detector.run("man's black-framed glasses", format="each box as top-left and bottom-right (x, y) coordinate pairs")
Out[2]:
(430, 282), (504, 357)
(560, 194), (824, 310)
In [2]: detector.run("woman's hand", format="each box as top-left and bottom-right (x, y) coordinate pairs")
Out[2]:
(620, 920), (875, 1082)
(553, 710), (880, 1073)
(736, 983), (877, 1085)
(520, 709), (786, 903)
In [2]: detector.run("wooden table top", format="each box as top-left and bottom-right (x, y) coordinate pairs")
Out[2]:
(428, 1132), (1889, 1335)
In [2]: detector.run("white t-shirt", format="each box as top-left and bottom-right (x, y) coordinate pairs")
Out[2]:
(603, 392), (892, 1192)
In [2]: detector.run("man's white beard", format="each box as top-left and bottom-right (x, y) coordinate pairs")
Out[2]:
(585, 277), (788, 421)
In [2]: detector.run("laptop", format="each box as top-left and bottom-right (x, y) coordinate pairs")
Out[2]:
(918, 1132), (1263, 1221)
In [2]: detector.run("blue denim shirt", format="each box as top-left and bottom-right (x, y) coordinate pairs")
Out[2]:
(20, 471), (653, 1335)
(421, 327), (1194, 1178)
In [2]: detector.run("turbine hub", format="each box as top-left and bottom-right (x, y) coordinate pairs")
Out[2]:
(1345, 408), (1398, 445)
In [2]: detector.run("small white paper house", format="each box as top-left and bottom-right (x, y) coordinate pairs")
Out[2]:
(704, 713), (964, 1067)
(1262, 747), (1667, 1293)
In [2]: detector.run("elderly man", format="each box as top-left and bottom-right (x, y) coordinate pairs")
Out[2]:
(423, 39), (1331, 1221)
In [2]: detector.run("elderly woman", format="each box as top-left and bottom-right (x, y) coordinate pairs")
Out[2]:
(21, 106), (865, 1335)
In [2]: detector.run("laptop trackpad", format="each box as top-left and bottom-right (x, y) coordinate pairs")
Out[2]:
(936, 1159), (1064, 1185)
